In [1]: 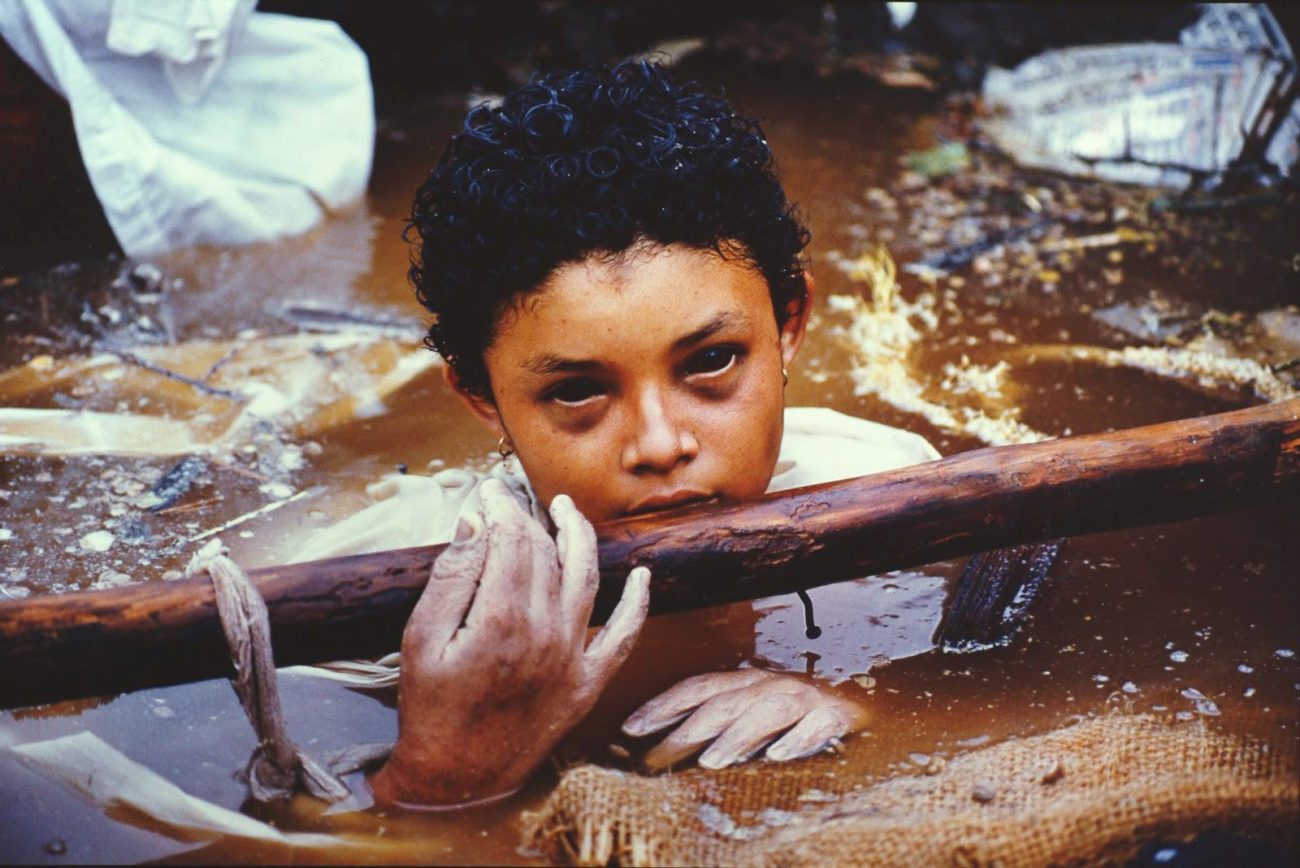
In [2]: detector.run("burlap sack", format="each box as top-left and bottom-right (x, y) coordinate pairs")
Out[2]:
(524, 714), (1298, 866)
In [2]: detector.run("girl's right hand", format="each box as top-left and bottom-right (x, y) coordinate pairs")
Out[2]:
(370, 478), (650, 808)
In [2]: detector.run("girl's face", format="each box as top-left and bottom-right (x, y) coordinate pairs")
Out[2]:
(451, 241), (811, 523)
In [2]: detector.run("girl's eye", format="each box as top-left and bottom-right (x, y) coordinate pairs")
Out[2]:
(546, 378), (603, 405)
(684, 346), (740, 377)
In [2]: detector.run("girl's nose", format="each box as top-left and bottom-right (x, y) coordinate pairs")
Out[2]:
(622, 387), (699, 474)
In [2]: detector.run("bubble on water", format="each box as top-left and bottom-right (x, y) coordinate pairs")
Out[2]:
(1244, 688), (1256, 698)
(1238, 663), (1254, 674)
(1169, 649), (1189, 663)
(1092, 674), (1109, 683)
(1175, 711), (1195, 721)
(1153, 847), (1178, 863)
(1121, 681), (1138, 694)
(1276, 648), (1295, 659)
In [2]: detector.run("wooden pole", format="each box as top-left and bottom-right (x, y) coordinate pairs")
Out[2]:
(1, 399), (1296, 710)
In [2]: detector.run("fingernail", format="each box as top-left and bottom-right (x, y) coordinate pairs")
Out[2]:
(698, 747), (731, 770)
(766, 743), (790, 761)
(622, 716), (648, 737)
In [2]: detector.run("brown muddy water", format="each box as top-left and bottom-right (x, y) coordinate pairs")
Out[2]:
(2, 57), (1298, 863)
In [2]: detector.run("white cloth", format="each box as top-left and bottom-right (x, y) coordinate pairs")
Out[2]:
(290, 407), (940, 564)
(0, 0), (374, 256)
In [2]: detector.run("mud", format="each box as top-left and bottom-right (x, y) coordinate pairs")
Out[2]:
(1, 52), (1297, 865)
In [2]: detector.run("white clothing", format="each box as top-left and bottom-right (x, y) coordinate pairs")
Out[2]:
(290, 406), (939, 564)
(0, 0), (374, 256)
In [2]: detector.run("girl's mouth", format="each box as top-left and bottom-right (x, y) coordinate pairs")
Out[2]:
(623, 491), (715, 517)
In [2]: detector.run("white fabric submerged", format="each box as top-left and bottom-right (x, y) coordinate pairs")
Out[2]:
(0, 0), (374, 256)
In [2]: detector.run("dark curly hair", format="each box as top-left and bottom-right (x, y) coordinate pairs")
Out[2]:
(408, 61), (811, 399)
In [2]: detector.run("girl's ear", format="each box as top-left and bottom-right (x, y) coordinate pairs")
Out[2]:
(444, 364), (506, 440)
(779, 270), (816, 368)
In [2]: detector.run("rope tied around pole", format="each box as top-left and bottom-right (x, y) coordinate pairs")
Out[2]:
(185, 539), (391, 803)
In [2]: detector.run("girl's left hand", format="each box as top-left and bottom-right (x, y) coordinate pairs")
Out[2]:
(621, 668), (866, 770)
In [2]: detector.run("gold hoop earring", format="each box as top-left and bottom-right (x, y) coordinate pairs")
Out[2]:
(782, 367), (789, 387)
(498, 436), (514, 459)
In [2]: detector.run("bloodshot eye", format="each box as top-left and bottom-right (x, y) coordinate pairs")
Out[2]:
(684, 346), (741, 377)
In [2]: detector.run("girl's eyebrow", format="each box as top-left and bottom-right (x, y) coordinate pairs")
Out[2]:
(522, 354), (603, 375)
(671, 311), (744, 352)
(520, 311), (747, 376)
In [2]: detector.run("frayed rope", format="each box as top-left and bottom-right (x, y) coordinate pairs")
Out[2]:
(186, 539), (392, 803)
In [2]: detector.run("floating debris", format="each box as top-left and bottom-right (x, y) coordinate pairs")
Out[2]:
(906, 142), (970, 179)
(273, 302), (421, 339)
(190, 487), (320, 543)
(79, 530), (115, 553)
(0, 333), (441, 458)
(830, 245), (1051, 446)
(981, 5), (1298, 188)
(147, 455), (209, 512)
(1181, 687), (1221, 717)
(1010, 340), (1297, 404)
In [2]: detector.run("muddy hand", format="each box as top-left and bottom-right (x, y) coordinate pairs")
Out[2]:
(370, 479), (650, 808)
(622, 669), (864, 771)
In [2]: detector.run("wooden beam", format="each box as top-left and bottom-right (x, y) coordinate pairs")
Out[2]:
(1, 399), (1295, 710)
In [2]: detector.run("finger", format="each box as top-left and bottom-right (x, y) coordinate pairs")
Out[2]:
(582, 565), (650, 686)
(641, 682), (778, 770)
(622, 668), (776, 738)
(403, 512), (487, 658)
(764, 702), (860, 763)
(698, 690), (812, 770)
(471, 478), (544, 623)
(550, 494), (599, 636)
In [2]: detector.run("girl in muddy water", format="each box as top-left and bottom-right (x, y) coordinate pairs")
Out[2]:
(292, 61), (938, 809)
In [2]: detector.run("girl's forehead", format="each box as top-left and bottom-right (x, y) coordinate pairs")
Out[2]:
(490, 243), (776, 364)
